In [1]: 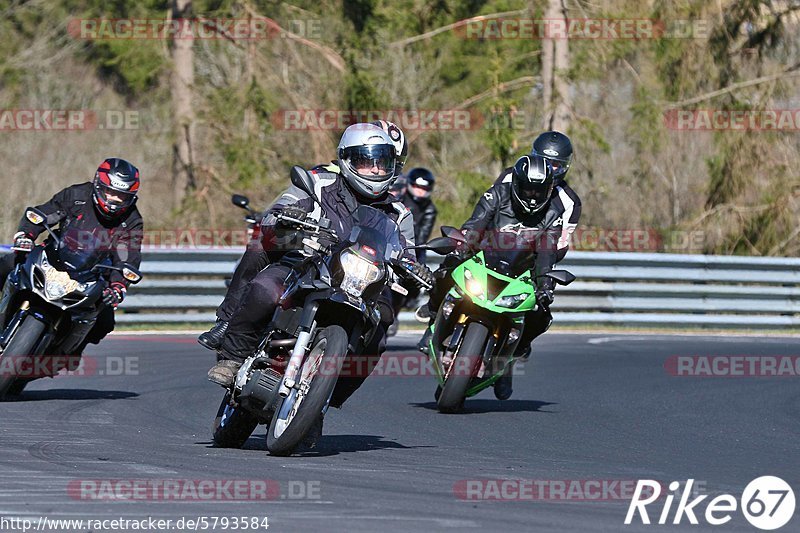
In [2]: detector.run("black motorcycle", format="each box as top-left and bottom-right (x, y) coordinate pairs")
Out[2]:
(0, 207), (142, 398)
(211, 167), (450, 455)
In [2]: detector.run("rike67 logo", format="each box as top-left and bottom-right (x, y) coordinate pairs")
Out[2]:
(625, 477), (795, 530)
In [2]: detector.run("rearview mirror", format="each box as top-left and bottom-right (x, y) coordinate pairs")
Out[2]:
(121, 264), (143, 284)
(25, 208), (47, 225)
(420, 237), (458, 255)
(231, 194), (250, 209)
(544, 270), (576, 286)
(290, 166), (319, 204)
(440, 226), (465, 242)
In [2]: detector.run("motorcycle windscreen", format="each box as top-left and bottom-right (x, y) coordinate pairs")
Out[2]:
(482, 248), (539, 278)
(345, 205), (404, 262)
(46, 229), (112, 274)
(481, 226), (560, 277)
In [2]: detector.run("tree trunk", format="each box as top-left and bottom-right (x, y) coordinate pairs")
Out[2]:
(541, 0), (571, 132)
(170, 0), (195, 208)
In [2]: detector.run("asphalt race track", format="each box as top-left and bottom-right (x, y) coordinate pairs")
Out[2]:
(1, 332), (798, 532)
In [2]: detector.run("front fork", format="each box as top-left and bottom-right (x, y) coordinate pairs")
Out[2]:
(279, 301), (320, 397)
(0, 300), (30, 350)
(427, 299), (526, 386)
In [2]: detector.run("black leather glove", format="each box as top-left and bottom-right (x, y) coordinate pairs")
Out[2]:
(454, 229), (480, 258)
(277, 206), (307, 226)
(535, 276), (555, 307)
(315, 232), (339, 253)
(102, 283), (126, 308)
(403, 260), (434, 289)
(11, 231), (34, 253)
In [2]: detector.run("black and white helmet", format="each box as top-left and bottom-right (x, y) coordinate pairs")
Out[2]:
(406, 167), (435, 199)
(510, 155), (554, 215)
(371, 120), (408, 176)
(532, 131), (573, 180)
(337, 123), (397, 199)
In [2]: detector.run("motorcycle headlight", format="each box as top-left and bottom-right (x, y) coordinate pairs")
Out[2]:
(43, 265), (80, 301)
(340, 250), (382, 299)
(463, 269), (484, 298)
(496, 293), (529, 308)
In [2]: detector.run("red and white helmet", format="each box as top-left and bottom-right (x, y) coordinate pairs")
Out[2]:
(92, 158), (140, 218)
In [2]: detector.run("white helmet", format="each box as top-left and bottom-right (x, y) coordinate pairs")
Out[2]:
(370, 120), (408, 176)
(337, 123), (397, 199)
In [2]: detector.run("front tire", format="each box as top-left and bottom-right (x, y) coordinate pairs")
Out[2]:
(437, 322), (487, 413)
(212, 391), (259, 448)
(267, 325), (347, 456)
(0, 315), (46, 399)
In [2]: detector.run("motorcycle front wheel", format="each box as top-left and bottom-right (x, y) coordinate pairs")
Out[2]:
(0, 315), (47, 399)
(437, 322), (487, 413)
(266, 325), (347, 456)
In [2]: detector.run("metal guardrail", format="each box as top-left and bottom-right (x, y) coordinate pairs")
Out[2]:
(2, 246), (798, 328)
(119, 248), (799, 328)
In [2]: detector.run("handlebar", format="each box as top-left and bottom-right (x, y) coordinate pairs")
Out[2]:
(275, 212), (339, 258)
(275, 213), (336, 238)
(276, 211), (434, 291)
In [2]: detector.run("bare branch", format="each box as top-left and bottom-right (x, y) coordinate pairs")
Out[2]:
(455, 76), (539, 110)
(390, 10), (527, 48)
(767, 225), (800, 256)
(662, 64), (800, 108)
(240, 2), (345, 72)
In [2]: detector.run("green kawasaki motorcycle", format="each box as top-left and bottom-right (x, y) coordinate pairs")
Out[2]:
(422, 227), (575, 413)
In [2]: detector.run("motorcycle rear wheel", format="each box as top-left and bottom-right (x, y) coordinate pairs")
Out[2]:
(212, 391), (259, 448)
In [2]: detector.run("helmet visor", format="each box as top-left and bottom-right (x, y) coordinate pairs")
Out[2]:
(96, 182), (136, 211)
(534, 151), (572, 178)
(513, 178), (553, 212)
(409, 180), (432, 198)
(341, 145), (396, 181)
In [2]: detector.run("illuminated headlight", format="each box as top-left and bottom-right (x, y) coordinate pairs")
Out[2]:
(43, 265), (79, 301)
(497, 293), (529, 308)
(507, 328), (521, 344)
(463, 269), (484, 297)
(340, 250), (382, 298)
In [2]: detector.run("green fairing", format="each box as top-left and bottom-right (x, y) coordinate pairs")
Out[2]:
(426, 251), (537, 391)
(451, 251), (538, 312)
